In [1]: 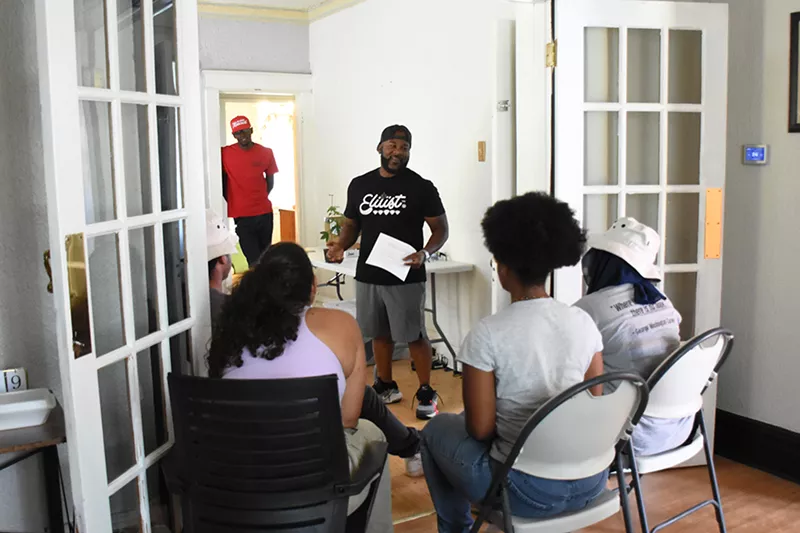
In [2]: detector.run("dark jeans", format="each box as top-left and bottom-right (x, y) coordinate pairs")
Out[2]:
(234, 213), (273, 265)
(361, 385), (420, 458)
(421, 413), (608, 533)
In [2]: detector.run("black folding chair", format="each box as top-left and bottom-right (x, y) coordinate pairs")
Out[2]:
(471, 372), (649, 533)
(623, 327), (735, 533)
(165, 373), (388, 533)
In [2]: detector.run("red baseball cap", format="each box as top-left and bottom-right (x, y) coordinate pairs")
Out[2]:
(230, 116), (251, 133)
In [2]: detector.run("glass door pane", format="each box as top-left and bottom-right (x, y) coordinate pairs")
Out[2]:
(80, 101), (117, 224)
(153, 0), (178, 95)
(669, 30), (702, 104)
(98, 359), (135, 482)
(627, 112), (660, 185)
(585, 27), (619, 102)
(117, 0), (147, 92)
(668, 113), (701, 185)
(584, 195), (619, 234)
(626, 194), (660, 235)
(665, 272), (697, 339)
(627, 29), (661, 103)
(585, 112), (619, 185)
(88, 234), (126, 355)
(109, 478), (143, 533)
(665, 193), (699, 264)
(75, 0), (109, 88)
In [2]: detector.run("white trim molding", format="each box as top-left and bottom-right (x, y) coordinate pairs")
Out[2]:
(198, 0), (368, 23)
(203, 70), (313, 93)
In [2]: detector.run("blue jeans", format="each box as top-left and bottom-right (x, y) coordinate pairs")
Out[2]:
(421, 413), (608, 533)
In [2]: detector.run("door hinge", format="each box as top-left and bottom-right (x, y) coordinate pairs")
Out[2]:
(546, 40), (557, 68)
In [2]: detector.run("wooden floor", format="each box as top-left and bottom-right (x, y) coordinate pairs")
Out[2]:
(379, 362), (800, 533)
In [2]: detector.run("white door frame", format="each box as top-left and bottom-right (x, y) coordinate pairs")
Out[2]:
(490, 0), (551, 313)
(202, 70), (313, 245)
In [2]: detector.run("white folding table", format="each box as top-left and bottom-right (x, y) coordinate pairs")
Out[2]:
(307, 248), (473, 371)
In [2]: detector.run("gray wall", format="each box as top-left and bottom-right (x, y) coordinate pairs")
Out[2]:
(0, 1), (62, 531)
(714, 0), (800, 433)
(198, 15), (310, 73)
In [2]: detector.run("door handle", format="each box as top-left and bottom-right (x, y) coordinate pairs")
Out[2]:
(43, 249), (53, 294)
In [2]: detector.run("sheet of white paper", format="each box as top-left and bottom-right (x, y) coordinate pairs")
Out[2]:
(365, 233), (417, 281)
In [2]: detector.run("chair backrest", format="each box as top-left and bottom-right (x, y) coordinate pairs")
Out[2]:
(509, 373), (648, 480)
(644, 328), (734, 420)
(167, 372), (351, 532)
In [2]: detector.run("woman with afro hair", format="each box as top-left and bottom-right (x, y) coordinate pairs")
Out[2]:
(420, 192), (608, 532)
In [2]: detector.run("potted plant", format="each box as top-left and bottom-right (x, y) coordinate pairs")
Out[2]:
(320, 204), (346, 262)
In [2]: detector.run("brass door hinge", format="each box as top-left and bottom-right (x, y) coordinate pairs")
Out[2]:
(546, 40), (557, 67)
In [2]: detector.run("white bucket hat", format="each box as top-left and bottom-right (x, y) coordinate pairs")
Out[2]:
(207, 209), (239, 261)
(586, 217), (662, 281)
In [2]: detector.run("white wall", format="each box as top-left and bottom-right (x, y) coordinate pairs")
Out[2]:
(198, 15), (310, 73)
(0, 2), (62, 530)
(308, 0), (531, 347)
(715, 0), (800, 433)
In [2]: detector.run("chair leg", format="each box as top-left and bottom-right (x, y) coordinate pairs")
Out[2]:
(698, 411), (728, 533)
(615, 450), (636, 533)
(626, 443), (650, 533)
(501, 483), (514, 533)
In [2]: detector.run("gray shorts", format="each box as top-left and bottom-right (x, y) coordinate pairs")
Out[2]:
(356, 281), (427, 343)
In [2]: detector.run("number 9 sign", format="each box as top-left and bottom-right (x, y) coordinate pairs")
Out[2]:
(1, 368), (27, 393)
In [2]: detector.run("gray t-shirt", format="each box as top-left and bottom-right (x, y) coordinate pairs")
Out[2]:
(575, 285), (693, 455)
(575, 285), (682, 389)
(458, 299), (603, 463)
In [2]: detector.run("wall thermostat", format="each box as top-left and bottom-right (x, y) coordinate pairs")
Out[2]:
(742, 145), (768, 165)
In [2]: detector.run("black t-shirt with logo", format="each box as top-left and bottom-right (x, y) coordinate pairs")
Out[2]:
(344, 168), (446, 286)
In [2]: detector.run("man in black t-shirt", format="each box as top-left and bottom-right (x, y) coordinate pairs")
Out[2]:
(327, 125), (449, 420)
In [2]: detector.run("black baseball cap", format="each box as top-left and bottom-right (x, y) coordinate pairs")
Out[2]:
(378, 125), (412, 149)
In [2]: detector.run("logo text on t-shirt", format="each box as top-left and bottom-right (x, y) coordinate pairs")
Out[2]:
(359, 193), (407, 216)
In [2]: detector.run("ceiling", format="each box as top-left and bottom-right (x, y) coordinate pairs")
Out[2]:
(200, 0), (335, 11)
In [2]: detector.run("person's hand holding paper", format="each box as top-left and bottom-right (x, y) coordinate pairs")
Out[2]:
(366, 233), (417, 282)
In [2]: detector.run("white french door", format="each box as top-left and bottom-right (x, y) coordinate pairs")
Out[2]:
(553, 0), (728, 464)
(554, 0), (728, 332)
(35, 0), (208, 530)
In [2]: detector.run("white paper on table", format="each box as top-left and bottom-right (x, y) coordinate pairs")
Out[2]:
(365, 233), (417, 281)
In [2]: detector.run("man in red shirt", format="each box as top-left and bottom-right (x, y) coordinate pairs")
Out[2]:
(221, 115), (279, 265)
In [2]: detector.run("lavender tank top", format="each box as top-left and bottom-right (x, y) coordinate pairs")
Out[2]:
(222, 311), (346, 401)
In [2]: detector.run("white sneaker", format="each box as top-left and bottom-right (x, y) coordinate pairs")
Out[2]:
(404, 453), (424, 477)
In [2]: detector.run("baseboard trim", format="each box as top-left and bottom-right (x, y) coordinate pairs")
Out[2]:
(715, 409), (800, 484)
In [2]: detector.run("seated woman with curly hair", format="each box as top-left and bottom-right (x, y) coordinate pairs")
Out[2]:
(207, 242), (424, 532)
(420, 192), (607, 533)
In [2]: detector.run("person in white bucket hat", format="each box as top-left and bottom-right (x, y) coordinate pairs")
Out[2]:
(575, 217), (693, 457)
(207, 209), (239, 329)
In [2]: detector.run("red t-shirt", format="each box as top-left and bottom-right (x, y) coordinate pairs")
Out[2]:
(221, 143), (279, 218)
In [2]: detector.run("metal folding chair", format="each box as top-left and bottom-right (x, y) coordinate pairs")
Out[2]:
(623, 328), (734, 533)
(470, 372), (649, 533)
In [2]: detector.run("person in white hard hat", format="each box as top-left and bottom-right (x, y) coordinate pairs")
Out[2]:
(207, 210), (239, 329)
(574, 217), (692, 457)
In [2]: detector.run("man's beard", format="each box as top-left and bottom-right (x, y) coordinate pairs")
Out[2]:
(380, 155), (408, 174)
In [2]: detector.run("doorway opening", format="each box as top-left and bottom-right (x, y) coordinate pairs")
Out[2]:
(218, 93), (300, 270)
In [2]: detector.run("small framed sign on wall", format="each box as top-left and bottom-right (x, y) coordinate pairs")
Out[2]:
(790, 12), (800, 132)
